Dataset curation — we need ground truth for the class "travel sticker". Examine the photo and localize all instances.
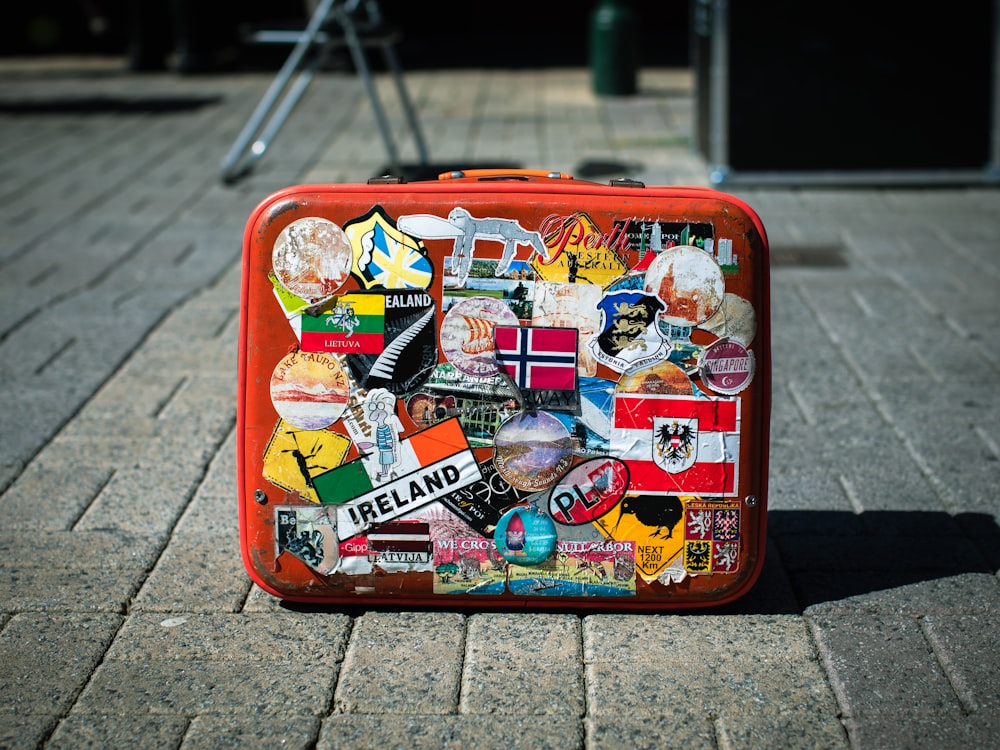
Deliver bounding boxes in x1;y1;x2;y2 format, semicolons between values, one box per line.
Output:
439;296;519;377
345;290;437;395
493;411;576;492
531;280;602;378
589;290;668;373
644;244;725;327
270;350;350;430
624;219;714;259
272;217;353;301
612;393;740;496
310;418;483;540
262;419;351;503
493;505;558;566
494;325;578;411
437;459;535;537
684;499;741;574
398;208;550;288
697;338;755;395
507;539;636;597
343;206;433;290
616;360;694;397
596;494;689;579
532;212;629;286
292;293;385;353
548;376;615;457
443;257;534;318
276;505;340;575
408;362;519;448
353;388;405;483
433;537;508;594
547;457;629;526
698;293;757;346
367;520;434;570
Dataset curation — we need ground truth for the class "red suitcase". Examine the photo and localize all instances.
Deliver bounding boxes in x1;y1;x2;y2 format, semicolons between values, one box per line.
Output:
237;169;770;609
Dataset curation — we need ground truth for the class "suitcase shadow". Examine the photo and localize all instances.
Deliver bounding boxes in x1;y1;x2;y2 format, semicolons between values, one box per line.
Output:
274;511;1000;617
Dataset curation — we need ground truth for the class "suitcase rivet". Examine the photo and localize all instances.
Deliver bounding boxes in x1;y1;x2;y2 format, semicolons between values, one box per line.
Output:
254;489;268;505
745;495;758;507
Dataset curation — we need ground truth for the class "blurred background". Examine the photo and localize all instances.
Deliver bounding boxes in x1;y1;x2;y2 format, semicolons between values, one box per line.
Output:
0;1;692;70
2;0;997;185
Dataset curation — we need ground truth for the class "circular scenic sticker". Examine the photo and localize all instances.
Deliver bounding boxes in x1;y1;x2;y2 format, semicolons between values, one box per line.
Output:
643;244;725;327
493;505;557;566
493;411;575;492
269;350;350;430
272;217;353;300
615;360;694;396
698;338;755;395
439;296;519;377
699;293;757;346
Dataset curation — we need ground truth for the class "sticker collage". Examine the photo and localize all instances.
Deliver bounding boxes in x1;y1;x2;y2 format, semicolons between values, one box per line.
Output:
250;197;762;602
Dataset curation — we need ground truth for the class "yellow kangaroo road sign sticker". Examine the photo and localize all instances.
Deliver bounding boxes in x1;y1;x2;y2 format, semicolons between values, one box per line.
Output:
263;419;351;503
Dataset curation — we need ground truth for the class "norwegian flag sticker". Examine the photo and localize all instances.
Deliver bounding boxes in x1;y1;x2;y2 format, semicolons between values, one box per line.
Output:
612;393;740;496
494;326;578;392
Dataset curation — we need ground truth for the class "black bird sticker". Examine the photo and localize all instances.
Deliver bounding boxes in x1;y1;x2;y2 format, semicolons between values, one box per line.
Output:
612;494;684;539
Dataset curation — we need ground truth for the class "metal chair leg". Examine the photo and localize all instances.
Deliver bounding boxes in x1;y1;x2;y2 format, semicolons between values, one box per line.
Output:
219;0;337;182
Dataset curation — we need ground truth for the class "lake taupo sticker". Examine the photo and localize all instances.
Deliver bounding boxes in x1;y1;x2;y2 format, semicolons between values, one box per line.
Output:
269;350;350;431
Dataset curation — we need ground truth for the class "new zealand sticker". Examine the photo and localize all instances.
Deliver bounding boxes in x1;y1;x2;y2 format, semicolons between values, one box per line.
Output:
270;350;350;431
346;290;437;395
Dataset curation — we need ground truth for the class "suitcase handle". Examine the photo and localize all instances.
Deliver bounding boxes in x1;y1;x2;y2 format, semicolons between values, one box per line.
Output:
438;169;574;181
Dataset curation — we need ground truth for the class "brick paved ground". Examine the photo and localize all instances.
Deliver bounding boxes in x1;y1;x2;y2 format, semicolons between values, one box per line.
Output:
0;57;998;749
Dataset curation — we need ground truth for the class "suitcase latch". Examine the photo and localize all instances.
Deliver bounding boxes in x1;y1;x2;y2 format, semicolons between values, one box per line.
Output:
608;177;646;188
368;174;407;184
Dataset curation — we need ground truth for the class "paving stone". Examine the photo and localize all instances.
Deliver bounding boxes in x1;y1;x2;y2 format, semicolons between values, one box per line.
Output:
582;615;839;720
47;712;189;749
0;531;162;612
809;614;963;718
130;531;252;613
460;613;584;716
921;614;1000;714
0;711;61;750
182;712;321;749
332;611;466;715
318;714;584;750
0;613;121;714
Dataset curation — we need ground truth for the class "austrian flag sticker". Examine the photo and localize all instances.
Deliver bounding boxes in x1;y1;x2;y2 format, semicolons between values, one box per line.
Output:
612;393;740;496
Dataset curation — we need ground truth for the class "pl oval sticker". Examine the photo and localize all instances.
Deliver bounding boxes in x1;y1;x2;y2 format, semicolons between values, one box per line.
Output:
547;458;630;526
